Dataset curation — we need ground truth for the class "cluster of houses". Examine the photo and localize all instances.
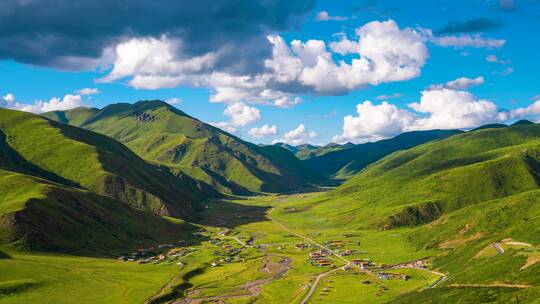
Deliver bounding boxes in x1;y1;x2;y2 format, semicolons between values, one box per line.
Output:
209;238;245;267
376;272;410;281
352;259;374;270
308;249;335;268
117;240;192;264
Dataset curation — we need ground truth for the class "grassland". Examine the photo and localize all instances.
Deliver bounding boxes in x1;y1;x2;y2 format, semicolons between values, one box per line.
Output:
0;252;179;304
2;190;538;303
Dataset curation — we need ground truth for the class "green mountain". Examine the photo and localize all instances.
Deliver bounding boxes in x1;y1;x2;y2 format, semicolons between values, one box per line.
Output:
0;169;197;255
4;107;211;219
511;119;535;126
471;123;508;131
301;130;462;178
279;124;540;300
312;124;540;228
44;100;323;194
0;108;213;254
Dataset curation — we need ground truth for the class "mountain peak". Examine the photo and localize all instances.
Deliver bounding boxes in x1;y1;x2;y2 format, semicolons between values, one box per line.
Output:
511;119;535;126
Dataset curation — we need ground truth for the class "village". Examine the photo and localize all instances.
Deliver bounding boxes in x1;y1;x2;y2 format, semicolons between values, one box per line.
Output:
117;240;197;265
294;238;413;282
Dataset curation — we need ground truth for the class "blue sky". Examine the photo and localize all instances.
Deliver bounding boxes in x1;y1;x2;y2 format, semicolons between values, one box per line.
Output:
1;0;539;145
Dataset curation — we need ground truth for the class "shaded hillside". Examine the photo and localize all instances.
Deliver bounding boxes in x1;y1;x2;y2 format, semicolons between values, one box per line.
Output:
1;108;212;219
44;101;323;194
0;169;198;255
302;130;462;178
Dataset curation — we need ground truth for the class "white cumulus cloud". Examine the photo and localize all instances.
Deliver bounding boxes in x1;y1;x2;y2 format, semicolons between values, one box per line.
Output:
275;124;318;145
333;87;516;143
249;124;278;138
99;20;429;107
223;102;261;127
408;89;499;130
98;36;216;89
333;101;415;143
1;93;85;113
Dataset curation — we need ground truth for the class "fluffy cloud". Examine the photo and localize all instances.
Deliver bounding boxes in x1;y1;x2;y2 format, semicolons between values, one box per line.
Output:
0;0;315;71
98;36;216;89
275;124;317;145
334;88;509;143
429;76;484;90
223;102;261;127
249;124;278;138
505;100;540;119
100;19;429;107
75;88;100;95
333;101;415;143
1;93;85;113
316;11;347;21
408;89;499;130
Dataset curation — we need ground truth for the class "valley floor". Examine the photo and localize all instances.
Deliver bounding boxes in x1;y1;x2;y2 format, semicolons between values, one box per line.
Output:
1;192;540;304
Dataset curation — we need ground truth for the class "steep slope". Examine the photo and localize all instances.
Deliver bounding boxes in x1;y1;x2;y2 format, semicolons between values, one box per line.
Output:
302;130;462;178
45;100;323;194
281;124;540;299
308;124;540;229
0;108;211;219
0;168;197;255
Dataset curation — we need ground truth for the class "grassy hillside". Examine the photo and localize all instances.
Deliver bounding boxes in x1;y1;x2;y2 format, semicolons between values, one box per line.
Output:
265;124;540;301
0;169;197;255
1;108;213;219
300;124;540;229
44;100;323;194
0;253;180;303
302;130;462;178
0;108;216;254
